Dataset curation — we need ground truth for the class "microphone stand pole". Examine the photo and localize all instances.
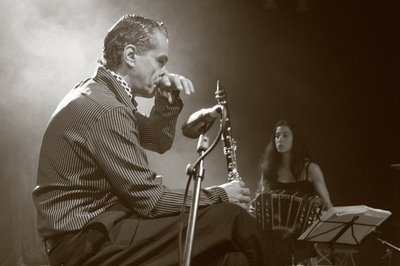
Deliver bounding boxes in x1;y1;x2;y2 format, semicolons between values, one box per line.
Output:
391;163;400;242
377;237;400;266
183;134;209;266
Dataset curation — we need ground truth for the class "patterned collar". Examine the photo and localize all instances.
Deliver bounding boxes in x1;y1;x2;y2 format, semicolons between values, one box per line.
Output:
93;66;137;111
105;68;133;100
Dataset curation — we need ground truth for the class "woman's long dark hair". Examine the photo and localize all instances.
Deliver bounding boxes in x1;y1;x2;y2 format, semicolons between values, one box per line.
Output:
259;120;310;188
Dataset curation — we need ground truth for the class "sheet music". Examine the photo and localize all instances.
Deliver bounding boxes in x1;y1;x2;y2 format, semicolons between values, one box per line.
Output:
298;205;391;245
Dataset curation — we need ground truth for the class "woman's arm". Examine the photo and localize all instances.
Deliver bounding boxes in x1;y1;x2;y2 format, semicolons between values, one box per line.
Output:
309;162;333;209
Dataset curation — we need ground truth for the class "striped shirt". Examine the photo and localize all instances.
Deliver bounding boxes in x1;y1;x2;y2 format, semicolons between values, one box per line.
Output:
33;66;228;238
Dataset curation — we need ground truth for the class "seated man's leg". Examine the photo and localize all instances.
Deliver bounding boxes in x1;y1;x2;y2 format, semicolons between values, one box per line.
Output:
190;202;271;265
47;203;281;266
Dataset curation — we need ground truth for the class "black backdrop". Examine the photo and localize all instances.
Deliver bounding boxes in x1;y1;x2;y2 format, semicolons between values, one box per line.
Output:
0;0;398;265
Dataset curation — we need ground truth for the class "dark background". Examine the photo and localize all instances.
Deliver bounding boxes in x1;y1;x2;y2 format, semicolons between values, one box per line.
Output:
0;0;398;265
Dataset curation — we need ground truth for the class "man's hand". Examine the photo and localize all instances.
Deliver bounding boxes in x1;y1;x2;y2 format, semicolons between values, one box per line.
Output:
158;72;194;104
218;180;251;205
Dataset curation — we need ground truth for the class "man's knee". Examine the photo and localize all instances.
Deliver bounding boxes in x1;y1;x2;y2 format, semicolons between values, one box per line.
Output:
197;202;254;232
204;202;247;217
215;251;250;266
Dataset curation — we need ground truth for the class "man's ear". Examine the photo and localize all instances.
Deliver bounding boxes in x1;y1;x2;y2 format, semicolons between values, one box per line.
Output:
123;44;137;67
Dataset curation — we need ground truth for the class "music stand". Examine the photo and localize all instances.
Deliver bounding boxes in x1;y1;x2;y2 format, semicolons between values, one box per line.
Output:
298;205;392;265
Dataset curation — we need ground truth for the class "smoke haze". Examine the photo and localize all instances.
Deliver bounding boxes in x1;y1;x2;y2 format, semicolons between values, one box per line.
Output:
0;0;398;264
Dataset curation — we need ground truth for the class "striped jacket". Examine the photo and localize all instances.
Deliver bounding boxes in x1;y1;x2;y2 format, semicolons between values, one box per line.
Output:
33;66;228;238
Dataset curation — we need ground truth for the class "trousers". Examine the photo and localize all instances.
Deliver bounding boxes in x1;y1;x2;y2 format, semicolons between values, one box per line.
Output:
46;202;282;266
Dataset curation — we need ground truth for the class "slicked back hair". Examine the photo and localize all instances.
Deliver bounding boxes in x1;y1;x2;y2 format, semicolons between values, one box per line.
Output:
101;14;168;70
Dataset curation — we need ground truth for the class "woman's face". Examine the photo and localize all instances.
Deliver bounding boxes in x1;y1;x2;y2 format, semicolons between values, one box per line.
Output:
275;125;293;153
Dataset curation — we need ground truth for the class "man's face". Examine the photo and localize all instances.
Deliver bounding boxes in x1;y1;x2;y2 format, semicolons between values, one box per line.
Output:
275;125;293;153
130;30;169;98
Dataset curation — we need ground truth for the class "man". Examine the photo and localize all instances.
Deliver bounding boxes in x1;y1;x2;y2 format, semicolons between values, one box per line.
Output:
33;14;277;265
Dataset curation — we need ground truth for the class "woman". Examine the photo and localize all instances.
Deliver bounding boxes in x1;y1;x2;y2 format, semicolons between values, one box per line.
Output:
258;120;332;208
255;120;333;265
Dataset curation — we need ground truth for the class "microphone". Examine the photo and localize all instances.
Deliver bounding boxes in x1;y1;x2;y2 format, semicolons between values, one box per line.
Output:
181;105;223;138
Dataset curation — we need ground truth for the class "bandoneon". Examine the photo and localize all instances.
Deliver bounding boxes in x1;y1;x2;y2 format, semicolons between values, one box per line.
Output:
253;190;324;236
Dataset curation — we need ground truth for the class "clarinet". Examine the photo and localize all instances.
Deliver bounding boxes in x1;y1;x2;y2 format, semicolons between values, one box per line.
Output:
215;81;241;182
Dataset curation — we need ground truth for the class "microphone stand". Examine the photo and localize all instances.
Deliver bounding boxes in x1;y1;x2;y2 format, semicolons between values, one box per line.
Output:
183;134;209;266
385;163;400;266
377;237;400;266
391;163;400;243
